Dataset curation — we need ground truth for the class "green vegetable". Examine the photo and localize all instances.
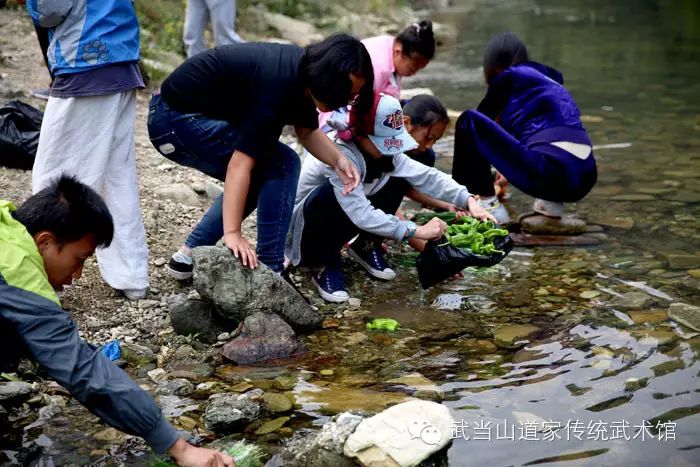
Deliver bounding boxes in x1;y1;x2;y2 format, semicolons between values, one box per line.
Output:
151;441;264;467
413;211;457;225
366;318;399;332
439;216;508;254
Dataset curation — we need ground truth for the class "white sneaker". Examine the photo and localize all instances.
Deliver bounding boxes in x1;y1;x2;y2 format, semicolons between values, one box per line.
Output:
122;288;148;301
533;199;564;218
478;196;511;224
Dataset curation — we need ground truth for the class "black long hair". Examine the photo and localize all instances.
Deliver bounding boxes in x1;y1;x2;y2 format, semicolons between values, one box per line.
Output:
396;20;436;60
300;33;374;114
483;32;529;84
403;94;448;127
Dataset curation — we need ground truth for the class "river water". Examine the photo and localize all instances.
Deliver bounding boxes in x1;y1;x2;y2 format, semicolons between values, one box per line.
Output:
399;0;700;465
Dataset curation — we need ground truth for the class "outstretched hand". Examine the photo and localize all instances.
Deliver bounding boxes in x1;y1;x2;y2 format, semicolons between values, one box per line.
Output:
168;438;235;467
467;197;498;223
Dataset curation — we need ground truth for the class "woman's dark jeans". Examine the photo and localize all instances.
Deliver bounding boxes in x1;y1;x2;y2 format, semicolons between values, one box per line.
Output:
147;93;300;272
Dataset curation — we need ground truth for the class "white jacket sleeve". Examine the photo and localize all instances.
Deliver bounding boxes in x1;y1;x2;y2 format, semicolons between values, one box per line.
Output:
330;147;415;241
391;154;472;208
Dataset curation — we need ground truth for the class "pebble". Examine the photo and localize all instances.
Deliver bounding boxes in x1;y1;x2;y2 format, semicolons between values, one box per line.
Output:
217;332;231;342
154;258;167;267
147;368;168;383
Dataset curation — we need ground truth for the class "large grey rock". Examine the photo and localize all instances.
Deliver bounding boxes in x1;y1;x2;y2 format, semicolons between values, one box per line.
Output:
268;412;364;467
192;246;322;331
344;400;454;467
668;302;700;331
222;312;304;364
0;381;33;403
169;297;237;344
203;390;263;432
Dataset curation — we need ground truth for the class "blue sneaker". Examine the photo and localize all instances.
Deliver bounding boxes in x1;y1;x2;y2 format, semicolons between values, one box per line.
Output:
348;243;396;280
312;267;350;303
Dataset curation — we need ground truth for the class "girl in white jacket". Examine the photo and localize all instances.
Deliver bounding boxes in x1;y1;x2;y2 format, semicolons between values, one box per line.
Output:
286;93;495;303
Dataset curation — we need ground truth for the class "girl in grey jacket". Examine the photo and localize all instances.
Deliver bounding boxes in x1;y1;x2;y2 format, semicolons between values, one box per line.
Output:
286;93;495;303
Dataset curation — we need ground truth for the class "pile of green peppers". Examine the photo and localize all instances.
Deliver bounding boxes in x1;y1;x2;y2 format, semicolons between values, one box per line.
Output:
444;216;509;254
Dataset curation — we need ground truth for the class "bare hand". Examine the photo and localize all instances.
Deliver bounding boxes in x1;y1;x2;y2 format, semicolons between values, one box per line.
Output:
415;217;447;241
446;204;469;219
168;438;235;467
467;197;497;223
224;231;258;268
334;155;360;195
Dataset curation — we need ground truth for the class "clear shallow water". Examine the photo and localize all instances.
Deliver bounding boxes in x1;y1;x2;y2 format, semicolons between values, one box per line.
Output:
400;0;700;464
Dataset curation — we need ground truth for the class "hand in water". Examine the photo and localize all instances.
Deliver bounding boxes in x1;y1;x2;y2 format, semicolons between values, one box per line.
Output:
168;438;236;467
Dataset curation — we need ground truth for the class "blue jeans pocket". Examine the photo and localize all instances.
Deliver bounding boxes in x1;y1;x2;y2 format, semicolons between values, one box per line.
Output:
150;130;196;166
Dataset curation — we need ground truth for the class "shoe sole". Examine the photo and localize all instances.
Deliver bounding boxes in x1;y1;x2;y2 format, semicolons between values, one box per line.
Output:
347;249;396;281
167;265;193;281
311;276;349;303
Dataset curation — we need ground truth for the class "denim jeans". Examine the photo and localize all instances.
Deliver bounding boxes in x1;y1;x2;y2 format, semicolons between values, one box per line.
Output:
147;93;300;272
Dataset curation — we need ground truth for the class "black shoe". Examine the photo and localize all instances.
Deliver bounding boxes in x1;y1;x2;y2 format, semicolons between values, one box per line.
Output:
167;252;193;280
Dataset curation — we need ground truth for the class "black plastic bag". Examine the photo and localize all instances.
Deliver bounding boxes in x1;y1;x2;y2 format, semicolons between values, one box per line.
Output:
0;100;43;170
416;234;513;289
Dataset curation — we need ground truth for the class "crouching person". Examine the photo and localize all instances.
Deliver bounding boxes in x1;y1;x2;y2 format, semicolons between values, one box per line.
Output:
0;176;233;466
286;94;495;303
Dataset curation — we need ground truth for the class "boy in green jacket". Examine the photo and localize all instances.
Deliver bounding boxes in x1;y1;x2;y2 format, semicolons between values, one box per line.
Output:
0;176;233;466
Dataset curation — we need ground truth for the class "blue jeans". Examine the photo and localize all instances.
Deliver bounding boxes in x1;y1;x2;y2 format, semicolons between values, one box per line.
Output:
147;93;300;272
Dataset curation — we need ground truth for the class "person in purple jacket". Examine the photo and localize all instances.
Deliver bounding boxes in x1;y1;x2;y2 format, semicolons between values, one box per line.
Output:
452;32;597;224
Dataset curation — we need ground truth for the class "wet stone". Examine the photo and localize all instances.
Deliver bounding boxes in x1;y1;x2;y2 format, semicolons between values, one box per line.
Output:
156;378;195;397
668;303;700;331
628;309;668;324
609;292;654;310
520;214;587;235
658;251;700;270
203;391;263;433
632;330;678;346
222;312;304;365
610;194;655;201
263;392;293;413
588;215;635;230
255;416;290;435
493;324;540;349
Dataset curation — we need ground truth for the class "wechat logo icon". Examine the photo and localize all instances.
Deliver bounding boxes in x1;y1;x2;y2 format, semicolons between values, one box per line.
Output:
408;420;442;445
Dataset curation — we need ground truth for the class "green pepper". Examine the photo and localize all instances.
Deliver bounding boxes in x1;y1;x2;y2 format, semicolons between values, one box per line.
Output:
366;318;399;332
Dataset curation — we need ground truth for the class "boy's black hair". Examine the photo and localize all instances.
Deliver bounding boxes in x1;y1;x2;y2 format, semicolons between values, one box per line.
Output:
483;32;529;83
300;33;374;114
13;175;114;248
403;94;448;127
396;20;436;60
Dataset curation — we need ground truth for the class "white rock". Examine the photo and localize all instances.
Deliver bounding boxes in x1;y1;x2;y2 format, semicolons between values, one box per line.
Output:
344;400;454;466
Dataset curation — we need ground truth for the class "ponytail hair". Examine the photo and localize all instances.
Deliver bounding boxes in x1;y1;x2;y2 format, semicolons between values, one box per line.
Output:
403;94;448;127
483;32;528;84
396;20;436;60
